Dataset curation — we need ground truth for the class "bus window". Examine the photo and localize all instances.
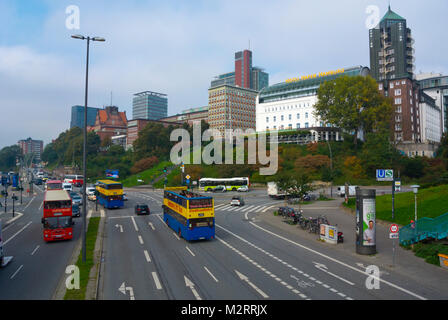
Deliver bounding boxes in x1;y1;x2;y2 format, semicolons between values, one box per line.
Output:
189;199;212;209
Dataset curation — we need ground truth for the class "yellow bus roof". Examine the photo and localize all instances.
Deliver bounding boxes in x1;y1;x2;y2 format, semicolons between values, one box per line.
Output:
164;186;187;191
97;180;122;185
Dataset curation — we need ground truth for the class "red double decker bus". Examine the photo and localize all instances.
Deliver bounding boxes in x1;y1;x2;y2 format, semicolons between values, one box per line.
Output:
45;180;63;191
42;190;74;242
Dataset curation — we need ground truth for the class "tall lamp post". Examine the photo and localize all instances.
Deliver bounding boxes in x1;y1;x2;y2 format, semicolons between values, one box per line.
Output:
71;34;105;262
411;185;420;224
325;139;333;198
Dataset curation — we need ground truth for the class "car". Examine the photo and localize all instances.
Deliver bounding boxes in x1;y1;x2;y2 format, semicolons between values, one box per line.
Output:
237;186;249;192
230;196;244;206
212;185;226;193
86;187;96;196
123;194;128;201
71;194;82;206
88;194;97;201
62;182;73;192
135;203;150;215
72;203;81;217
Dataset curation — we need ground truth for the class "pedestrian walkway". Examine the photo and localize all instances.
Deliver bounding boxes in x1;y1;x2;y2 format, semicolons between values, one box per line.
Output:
214;203;276;214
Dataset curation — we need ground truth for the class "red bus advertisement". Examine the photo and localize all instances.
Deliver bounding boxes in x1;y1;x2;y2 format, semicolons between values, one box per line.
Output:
42;190;74;242
45;180;63;191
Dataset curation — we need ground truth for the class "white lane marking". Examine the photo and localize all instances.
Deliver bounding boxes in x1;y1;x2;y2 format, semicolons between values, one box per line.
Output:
148;222;155;230
204;266;219;282
226;206;239;212
262;205;275;213
130;216;139;232
218;205;232;211
246;205;263;213
232;206;246;212
214;203;227;209
115;224;123;233
248;221;427;300
173;232;180;240
235;269;269;299
216;235;307;299
31;245;40;256
4;221;32;246
152;272;163;290
241;205;255;212
4;212;23;226
144;250;152;262
39;201;43;210
119;282;135;300
313;262;355;286
186;246;195;257
138;235;144;245
184;276;201;300
10;265;24;279
23;196;36;211
217;224;352;300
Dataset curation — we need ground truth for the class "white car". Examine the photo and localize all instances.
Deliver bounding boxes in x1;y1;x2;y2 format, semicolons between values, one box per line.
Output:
86;187;96;196
62;183;73;192
237;186;249;192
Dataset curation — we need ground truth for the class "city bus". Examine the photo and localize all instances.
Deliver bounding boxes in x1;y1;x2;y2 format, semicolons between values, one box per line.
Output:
96;180;124;209
64;175;84;187
45;180;63;191
42;189;74;242
162;187;214;241
198;177;250;192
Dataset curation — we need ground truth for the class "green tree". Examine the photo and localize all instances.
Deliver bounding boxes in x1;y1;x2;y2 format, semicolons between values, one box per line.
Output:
0;145;22;171
313;75;393;149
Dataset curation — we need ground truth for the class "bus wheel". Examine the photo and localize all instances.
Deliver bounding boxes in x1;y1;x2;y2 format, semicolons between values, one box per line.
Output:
232;188;237;191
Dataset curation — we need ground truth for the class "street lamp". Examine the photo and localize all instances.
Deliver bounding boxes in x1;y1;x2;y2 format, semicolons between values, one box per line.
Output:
71;34;105;263
411;185;420;223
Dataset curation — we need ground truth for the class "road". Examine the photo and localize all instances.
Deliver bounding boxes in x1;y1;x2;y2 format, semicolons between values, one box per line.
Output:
99;188;448;300
0;184;83;299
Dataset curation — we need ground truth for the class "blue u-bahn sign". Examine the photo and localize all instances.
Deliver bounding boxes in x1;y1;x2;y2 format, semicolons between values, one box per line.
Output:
376;169;394;181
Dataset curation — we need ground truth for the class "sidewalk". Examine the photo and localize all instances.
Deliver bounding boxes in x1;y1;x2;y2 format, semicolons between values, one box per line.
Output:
258;197;448;296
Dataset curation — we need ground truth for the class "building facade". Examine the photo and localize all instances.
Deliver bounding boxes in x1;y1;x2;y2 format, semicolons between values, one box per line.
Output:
235;50;252;89
210;72;235;88
417;73;448;134
369;5;415;82
132;91;168;120
126;118;182;150
256;66;369;141
252;67;269;91
70;105;100;129
208;85;258;137
160;106;209;126
18;138;44;161
90;106;128;142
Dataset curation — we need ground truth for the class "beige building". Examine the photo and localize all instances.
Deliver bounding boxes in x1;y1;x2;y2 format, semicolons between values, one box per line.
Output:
160;106;209;126
208;85;258;137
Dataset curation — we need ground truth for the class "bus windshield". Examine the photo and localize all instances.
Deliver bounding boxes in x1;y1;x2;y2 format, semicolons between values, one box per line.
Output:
106;184;122;190
47;183;62;190
43;216;73;229
44;200;72;210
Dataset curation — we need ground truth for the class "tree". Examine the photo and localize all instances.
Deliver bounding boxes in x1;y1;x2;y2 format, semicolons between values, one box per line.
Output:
314;75;393;149
275;170;314;209
0;145;22;171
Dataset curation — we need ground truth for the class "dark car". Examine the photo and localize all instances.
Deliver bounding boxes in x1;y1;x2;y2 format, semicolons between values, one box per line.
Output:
135;203;150;215
34;178;43;185
212;185;226;193
72;203;81;217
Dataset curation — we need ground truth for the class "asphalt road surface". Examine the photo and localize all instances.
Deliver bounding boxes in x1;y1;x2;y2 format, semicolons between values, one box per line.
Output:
99;188;448;300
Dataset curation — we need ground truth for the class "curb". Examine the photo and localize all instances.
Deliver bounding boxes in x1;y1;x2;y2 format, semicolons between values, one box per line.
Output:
85;209;105;300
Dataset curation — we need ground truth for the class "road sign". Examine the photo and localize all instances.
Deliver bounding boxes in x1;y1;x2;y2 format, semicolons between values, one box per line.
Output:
389;233;399;239
390;224;399;233
186;175;190;180
376;169;394;181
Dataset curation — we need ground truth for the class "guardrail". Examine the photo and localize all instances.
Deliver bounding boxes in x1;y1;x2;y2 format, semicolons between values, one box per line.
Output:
399;212;448;245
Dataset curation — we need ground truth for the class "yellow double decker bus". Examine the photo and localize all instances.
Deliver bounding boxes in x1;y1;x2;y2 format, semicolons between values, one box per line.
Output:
96;180;124;209
162;187;215;241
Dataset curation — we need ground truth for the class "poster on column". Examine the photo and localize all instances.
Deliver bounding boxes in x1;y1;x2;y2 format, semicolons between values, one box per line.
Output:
362;198;376;246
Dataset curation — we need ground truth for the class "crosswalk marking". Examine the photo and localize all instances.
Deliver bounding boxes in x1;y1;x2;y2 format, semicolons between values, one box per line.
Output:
215;204;277;214
241;205;255;212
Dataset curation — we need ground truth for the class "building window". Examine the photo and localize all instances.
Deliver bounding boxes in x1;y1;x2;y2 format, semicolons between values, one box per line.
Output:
395;98;402;104
281;115;284;121
296;123;300;128
390;83;394;89
273;116;276;122
305;112;308;119
395;89;401;96
266;117;269;123
297;113;300;119
289;114;292;120
305;122;309;128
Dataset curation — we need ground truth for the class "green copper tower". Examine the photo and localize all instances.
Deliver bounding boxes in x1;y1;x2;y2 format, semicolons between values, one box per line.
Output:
369;6;415;82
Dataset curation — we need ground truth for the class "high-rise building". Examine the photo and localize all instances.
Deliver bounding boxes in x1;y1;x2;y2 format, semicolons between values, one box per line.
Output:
70;105;100;129
208;85;258;137
235;50;253;89
18;138;44;161
132;91;168;120
369;5;415;82
210;50;268;92
252;67;269;91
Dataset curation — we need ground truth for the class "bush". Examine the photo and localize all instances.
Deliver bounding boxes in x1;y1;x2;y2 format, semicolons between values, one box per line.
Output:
131;156;159;174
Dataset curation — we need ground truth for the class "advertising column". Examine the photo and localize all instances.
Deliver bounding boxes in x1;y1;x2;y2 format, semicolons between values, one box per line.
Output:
356;188;376;255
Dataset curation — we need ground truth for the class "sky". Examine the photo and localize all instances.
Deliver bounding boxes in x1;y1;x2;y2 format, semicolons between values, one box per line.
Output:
0;0;447;149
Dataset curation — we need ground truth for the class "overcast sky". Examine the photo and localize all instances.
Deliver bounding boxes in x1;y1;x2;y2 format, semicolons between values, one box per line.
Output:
0;0;447;149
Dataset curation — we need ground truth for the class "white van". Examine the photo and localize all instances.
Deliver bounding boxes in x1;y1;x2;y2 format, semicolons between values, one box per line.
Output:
62;182;73;192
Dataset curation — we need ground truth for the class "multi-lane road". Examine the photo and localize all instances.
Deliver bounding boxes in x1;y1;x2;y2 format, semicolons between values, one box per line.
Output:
98;188;448;300
1;185;447;300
